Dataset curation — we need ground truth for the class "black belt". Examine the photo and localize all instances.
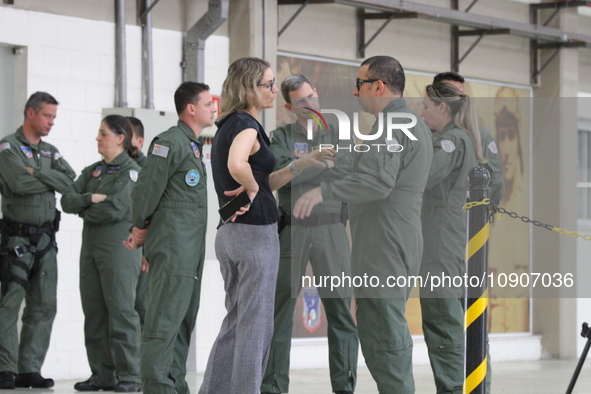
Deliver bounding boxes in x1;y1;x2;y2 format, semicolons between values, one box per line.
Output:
2;220;54;237
290;213;342;227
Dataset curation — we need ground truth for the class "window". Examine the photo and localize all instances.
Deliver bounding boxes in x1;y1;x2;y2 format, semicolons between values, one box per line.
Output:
578;125;591;221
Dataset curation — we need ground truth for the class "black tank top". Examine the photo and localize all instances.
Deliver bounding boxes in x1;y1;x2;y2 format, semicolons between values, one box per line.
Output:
212;111;278;226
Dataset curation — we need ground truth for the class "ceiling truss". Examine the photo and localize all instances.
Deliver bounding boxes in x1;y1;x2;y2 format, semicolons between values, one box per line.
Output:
278;0;591;84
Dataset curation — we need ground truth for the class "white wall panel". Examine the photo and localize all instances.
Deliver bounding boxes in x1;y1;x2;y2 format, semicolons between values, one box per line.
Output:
0;6;211;380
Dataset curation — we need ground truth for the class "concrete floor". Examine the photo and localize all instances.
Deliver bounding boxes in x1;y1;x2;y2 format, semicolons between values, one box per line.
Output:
11;359;591;393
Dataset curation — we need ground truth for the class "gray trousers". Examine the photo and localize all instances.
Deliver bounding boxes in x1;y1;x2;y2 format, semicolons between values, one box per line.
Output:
199;223;279;394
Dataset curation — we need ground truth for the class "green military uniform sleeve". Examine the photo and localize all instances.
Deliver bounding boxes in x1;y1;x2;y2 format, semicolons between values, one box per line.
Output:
33;152;76;194
426;135;462;190
83;167;138;225
322;130;405;203
0;143;51;195
270;125;328;186
479;126;505;205
131;138;178;229
316;143;354;184
60;168;93;214
270;126;292;173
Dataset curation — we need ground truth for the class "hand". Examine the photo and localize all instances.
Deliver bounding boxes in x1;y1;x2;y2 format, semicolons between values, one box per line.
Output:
123;226;148;250
141;256;149;273
293;186;323;219
224;185;258;205
224;185;256;221
26;167;34;175
294;148;336;172
92;194;107;203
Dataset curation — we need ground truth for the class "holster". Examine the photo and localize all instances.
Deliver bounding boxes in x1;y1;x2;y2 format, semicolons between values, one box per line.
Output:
277;207;291;234
0;210;61;296
340;202;349;226
0;218;12;296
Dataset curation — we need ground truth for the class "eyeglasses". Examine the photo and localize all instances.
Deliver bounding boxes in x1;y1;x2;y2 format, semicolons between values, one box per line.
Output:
257;78;276;91
355;78;386;91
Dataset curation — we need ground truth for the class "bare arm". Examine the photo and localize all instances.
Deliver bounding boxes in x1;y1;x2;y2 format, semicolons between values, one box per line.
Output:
228;129;260;200
229;129;335;196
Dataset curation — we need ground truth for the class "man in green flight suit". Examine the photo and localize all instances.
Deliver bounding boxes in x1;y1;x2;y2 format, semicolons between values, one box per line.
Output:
0;92;75;389
124;82;216;394
127;116;148;328
128;117;147;167
261;74;358;394
294;56;433;394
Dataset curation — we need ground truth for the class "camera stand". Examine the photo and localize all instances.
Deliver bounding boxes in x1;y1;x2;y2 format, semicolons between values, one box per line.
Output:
565;322;591;394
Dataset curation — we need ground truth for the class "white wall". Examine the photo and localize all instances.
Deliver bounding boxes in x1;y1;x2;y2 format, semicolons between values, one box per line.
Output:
0;5;229;380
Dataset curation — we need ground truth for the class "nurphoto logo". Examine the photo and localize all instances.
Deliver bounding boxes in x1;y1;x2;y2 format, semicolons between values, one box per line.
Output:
308;109;418;153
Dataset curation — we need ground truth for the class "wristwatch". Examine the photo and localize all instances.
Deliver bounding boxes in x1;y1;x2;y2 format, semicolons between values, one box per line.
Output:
288;161;301;176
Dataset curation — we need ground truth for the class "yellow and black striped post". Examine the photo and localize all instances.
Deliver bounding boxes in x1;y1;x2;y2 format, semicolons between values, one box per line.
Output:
464;166;490;394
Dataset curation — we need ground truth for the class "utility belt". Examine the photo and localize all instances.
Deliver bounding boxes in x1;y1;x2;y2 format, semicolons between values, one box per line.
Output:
0;210;61;296
277;203;348;233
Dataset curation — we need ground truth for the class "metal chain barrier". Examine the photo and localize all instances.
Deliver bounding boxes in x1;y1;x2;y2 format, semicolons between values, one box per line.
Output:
462;199;591;241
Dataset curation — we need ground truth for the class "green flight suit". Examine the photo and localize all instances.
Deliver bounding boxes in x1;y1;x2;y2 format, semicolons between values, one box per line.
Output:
420;122;477;394
131;120;207;394
0;127;75;374
320;98;433;394
135;151;147;168
261;122;358;394
61;151;142;386
132;152;148;328
479;126;504;206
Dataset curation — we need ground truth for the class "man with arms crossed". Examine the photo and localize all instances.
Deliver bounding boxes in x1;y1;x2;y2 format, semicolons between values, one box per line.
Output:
0;92;75;389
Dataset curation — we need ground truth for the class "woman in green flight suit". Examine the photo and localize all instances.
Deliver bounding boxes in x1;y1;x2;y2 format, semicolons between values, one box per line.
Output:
61;115;142;393
419;82;486;394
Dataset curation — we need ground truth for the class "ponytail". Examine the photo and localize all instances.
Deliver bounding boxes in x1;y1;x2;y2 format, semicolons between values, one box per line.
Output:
425;83;486;164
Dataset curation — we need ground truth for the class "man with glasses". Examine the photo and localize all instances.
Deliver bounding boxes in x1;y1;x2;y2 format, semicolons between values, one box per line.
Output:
260;74;358;394
294;56;433;393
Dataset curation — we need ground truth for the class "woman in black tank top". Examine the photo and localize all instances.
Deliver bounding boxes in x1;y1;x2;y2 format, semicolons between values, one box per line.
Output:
199;58;332;394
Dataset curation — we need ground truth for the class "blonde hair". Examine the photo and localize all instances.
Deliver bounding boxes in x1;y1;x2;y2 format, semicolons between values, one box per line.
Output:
219;57;270;121
426;82;486;164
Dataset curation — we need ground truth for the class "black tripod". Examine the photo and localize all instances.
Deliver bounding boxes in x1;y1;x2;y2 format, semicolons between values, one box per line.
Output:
565;322;591;394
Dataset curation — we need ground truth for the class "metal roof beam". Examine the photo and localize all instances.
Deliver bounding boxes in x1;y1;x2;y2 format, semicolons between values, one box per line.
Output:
530;1;591;10
335;0;591;44
360;11;418;19
456;28;511;37
279;0;310;37
278;0;333;4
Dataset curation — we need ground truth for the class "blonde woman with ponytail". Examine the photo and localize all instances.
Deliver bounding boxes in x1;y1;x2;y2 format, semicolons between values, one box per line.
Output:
418;82;481;394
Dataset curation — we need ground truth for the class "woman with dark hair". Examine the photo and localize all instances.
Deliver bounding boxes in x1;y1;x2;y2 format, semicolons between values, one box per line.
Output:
419;82;484;394
61;115;142;393
199;57;331;394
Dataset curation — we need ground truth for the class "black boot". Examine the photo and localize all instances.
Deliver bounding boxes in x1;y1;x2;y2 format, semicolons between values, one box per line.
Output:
0;372;15;390
14;373;54;389
74;379;115;392
113;381;142;392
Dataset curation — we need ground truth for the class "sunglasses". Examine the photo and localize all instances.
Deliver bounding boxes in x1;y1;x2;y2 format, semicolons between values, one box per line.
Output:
355;78;386;91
